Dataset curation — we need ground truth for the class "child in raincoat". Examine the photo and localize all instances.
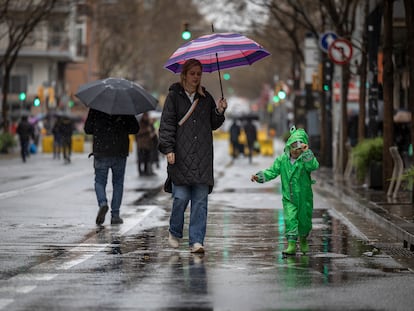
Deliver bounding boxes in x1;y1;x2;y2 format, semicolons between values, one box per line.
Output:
251;126;319;255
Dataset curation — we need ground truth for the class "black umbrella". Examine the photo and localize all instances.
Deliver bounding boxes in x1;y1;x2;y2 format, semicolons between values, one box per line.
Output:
75;77;157;115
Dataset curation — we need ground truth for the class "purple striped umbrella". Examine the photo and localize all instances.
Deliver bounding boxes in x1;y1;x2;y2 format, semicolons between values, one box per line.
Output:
164;32;270;98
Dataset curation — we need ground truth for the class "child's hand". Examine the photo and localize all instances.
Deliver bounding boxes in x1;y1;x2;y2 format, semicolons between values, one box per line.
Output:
251;175;258;182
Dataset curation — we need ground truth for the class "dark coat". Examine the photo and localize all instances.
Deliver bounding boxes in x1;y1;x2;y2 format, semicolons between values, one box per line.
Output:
136;117;155;151
244;121;257;148
16;118;34;142
230;122;241;144
158;82;225;192
56;117;75;145
84;109;139;158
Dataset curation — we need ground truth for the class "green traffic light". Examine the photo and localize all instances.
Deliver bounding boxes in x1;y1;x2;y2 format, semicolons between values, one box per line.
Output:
277;90;286;100
33;97;40;107
273;95;280;103
182;30;191;40
19;92;26;101
323;84;330;91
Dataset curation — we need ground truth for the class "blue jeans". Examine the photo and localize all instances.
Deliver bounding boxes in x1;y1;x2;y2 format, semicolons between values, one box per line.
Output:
94;156;127;216
170;184;209;246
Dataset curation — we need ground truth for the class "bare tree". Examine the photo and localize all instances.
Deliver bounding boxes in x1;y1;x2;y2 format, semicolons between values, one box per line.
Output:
0;0;59;132
382;0;394;189
92;0;206;97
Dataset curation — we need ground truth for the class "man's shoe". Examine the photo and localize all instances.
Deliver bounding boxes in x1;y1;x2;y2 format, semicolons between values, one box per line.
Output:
96;205;108;225
111;216;124;225
168;233;179;248
190;242;205;254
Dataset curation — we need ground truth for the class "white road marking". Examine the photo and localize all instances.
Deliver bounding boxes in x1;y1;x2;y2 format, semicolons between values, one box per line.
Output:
16;286;37;294
0;299;14;309
0;171;89;200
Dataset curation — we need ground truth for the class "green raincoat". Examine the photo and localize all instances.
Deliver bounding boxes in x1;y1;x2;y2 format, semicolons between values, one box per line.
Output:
255;127;319;241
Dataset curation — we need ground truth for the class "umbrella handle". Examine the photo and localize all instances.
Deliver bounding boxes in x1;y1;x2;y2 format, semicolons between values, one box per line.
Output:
215;52;224;99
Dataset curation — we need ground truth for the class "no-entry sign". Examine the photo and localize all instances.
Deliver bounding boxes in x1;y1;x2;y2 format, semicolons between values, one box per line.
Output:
328;38;353;65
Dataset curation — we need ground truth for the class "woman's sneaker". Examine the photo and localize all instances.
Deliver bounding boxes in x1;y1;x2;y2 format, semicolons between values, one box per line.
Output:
190;243;205;253
168;233;179;248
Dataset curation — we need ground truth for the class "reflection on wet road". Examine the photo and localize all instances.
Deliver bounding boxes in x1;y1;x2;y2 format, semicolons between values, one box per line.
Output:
1;189;413;310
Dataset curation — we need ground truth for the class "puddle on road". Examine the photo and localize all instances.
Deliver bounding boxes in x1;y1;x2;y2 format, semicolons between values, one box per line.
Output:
69;206;409;292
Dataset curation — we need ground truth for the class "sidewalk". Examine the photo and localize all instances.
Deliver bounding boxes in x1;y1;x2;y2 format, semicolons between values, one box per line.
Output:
313;166;414;252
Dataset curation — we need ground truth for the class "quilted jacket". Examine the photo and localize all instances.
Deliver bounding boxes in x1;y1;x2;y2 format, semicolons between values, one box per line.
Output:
158;82;225;192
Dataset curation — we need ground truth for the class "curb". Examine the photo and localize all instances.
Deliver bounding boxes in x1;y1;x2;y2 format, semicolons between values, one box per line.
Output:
314;177;414;251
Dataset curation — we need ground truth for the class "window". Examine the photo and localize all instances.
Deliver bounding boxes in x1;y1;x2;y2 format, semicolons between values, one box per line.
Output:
9;75;28;94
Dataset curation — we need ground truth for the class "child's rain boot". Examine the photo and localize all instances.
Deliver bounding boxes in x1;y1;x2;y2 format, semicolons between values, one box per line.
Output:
300;237;309;254
282;241;296;255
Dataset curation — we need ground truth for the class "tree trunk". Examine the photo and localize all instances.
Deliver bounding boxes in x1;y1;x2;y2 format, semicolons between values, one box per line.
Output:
340;63;351;174
404;0;414;203
382;0;394;190
1;77;10;132
358;1;369;143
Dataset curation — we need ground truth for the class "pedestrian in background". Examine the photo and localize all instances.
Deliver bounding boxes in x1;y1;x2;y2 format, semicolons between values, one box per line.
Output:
251;126;319;255
158;58;227;253
136;112;156;176
229;120;241;159
244;118;257;164
60;116;74;164
151;116;160;170
84;108;140;226
16;115;34;163
52;117;62;159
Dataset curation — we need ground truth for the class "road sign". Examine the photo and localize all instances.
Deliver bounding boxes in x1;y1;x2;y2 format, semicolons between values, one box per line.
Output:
328;38;353;65
319;31;338;52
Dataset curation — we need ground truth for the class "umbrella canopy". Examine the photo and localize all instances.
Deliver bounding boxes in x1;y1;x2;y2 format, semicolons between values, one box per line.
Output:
164;32;270;97
75;77;157;115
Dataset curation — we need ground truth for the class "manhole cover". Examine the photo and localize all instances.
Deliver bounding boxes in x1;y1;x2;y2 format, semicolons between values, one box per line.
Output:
375;243;414;257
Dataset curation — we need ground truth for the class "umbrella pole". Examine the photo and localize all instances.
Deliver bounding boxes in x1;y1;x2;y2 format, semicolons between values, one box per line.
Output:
215;52;224;99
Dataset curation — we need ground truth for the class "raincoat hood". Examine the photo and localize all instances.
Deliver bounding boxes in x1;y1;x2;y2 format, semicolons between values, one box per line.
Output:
284;125;309;153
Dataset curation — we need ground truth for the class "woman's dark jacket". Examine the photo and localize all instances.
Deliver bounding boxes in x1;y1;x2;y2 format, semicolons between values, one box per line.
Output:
158;82;225;192
84;108;139;158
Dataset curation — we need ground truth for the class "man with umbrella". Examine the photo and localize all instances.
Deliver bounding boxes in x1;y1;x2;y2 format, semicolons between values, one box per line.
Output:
84;109;139;225
78;78;156;226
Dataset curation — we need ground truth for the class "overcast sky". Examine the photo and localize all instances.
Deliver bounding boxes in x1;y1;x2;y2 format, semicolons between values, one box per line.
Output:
197;1;267;33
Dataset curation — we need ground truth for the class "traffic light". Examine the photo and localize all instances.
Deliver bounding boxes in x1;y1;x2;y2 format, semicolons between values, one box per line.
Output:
19;92;26;101
33;96;41;107
277;90;286;100
323;59;333;92
272;95;280;103
181;22;191;40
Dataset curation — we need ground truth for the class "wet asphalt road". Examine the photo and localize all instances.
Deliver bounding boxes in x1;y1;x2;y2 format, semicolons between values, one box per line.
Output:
1;140;414;310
